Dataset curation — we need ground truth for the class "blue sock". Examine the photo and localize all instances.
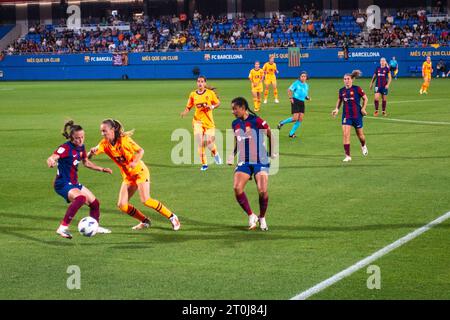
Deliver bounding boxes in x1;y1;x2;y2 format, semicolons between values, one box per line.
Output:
289;121;301;136
280;117;293;125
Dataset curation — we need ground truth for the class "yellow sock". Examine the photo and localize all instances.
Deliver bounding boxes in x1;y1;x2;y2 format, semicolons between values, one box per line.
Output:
253;98;258;109
119;203;148;222
144;198;172;219
264;89;269;100
274;88;278;99
198;145;206;165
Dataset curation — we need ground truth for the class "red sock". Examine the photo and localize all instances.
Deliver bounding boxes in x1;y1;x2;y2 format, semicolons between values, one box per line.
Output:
374;100;379;111
89;199;100;222
235;192;253;216
382;100;387;112
259;195;268;218
360;138;366;147
344;144;350;156
62;195;86;226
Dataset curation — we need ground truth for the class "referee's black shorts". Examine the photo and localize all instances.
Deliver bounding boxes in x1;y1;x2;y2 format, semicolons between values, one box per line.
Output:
291;98;305;114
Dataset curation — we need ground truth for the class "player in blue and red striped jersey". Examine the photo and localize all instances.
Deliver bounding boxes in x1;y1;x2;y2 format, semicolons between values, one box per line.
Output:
369;57;392;117
227;97;277;231
331;70;369;162
47;120;113;239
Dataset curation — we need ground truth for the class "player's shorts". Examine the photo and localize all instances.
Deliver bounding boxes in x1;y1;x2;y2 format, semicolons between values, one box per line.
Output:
291;98;305;114
342;117;363;129
251;83;263;93
193;122;215;137
264;77;277;86
374;86;388;95
390;66;397;73
235;162;270;177
54;181;83;203
423;74;431;81
123;164;150;186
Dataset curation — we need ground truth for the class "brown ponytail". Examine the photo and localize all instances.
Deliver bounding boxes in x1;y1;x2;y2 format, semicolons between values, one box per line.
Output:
102;118;134;144
350;69;362;79
62;120;83;141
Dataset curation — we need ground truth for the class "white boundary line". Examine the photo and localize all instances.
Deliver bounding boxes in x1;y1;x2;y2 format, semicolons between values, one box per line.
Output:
290;211;450;300
388;98;450;104
366;116;450;125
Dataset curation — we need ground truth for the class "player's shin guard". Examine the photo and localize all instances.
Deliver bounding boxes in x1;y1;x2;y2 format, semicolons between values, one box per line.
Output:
89;199;100;222
259;194;268;218
235;192;253;216
264;89;269;100
374;100;379;111
253;98;258;109
144;198;172;219
62;195;86;226
119;203;148;222
274;88;278;99
382;100;387;112
280;117;294;125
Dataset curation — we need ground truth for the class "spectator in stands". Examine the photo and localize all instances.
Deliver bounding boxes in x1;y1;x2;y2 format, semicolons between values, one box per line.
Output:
436;59;447;77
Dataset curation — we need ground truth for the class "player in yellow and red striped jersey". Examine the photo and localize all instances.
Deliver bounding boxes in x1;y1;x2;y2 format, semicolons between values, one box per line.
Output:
248;61;265;111
420;56;433;94
88;119;181;231
181;75;222;171
263;55;279;104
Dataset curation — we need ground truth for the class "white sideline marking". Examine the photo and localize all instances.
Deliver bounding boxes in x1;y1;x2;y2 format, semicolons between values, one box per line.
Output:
388;98;450;104
366;116;450;125
290;211;450;300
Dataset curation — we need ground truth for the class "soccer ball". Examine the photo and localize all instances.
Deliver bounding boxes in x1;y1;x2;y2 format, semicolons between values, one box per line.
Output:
78;217;99;237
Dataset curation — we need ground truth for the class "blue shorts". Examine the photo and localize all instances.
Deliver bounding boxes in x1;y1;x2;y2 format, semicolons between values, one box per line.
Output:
54;182;83;203
374;86;388;95
342;117;363;129
235;163;270;177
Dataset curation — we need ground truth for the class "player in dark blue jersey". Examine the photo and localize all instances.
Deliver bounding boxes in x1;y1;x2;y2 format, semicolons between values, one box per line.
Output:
331;70;369;162
47;120;113;239
227;97;277;231
369;57;392;117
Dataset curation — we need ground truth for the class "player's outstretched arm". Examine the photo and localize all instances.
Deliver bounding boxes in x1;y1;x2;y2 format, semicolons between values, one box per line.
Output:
47;154;59;168
82;158;112;174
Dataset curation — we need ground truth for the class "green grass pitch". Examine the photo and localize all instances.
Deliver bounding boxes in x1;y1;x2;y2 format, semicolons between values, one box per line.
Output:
0;78;449;299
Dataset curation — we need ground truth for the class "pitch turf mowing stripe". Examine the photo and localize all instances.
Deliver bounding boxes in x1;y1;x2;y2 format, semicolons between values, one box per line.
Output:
290;211;450;300
366;116;450;126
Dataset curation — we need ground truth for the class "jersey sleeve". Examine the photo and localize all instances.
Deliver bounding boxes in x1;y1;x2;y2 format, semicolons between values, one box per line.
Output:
93;140;105;155
288;82;296;92
186;92;195;109
80;145;87;160
53;144;69;158
256;117;270;130
125;137;143;153
210;90;219;106
357;86;366;97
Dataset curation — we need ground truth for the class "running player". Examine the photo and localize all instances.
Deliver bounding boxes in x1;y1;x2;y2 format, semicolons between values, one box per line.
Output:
277;71;310;138
227;97;276;231
248;61;265;112
369;57;391;117
420;56;433;95
47;120;113;239
263;55;279;104
331;70;369;162
88;119;181;231
181;75;222;171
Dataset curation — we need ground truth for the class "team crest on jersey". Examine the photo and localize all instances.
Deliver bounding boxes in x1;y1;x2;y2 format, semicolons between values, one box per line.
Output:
350;91;354;96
